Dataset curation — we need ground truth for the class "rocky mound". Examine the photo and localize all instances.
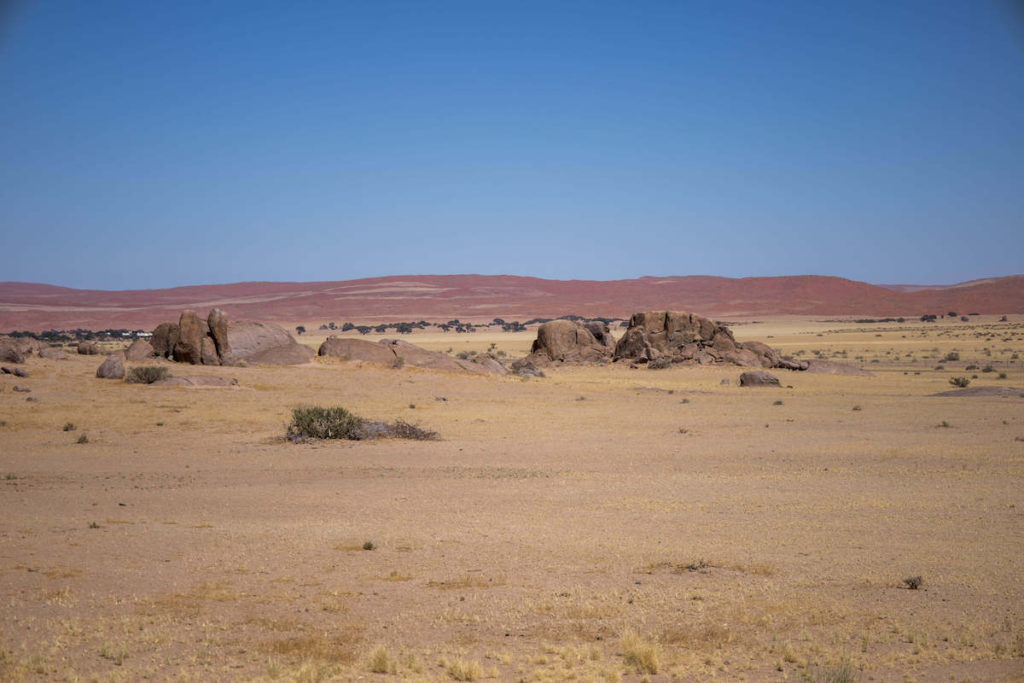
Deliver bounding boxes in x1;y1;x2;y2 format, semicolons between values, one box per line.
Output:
613;311;803;369
146;310;312;366
0;337;41;363
318;336;505;375
151;375;239;387
524;320;616;365
931;386;1022;398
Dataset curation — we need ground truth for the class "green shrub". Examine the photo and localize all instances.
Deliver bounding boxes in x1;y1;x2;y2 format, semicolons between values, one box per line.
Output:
949;376;970;388
125;366;169;384
902;575;923;590
287;406;365;441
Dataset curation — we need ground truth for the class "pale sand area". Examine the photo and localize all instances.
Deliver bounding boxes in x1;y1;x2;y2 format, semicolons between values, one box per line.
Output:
1;316;1022;681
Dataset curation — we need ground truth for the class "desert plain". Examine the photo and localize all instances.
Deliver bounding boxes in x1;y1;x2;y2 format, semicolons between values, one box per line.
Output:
1;316;1023;682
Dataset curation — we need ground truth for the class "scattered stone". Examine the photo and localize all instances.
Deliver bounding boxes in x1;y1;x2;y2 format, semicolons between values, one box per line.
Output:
1;366;29;378
739;371;781;387
96;352;126;380
510;358;545;378
77;341;100;355
13;385;30;392
720;378;730;385
26;396;38;402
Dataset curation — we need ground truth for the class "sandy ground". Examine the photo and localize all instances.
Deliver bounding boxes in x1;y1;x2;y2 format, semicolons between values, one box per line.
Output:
1;317;1023;682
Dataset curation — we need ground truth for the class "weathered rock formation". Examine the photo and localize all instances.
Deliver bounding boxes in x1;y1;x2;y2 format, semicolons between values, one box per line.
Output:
96;352;126;379
147;311;313;366
318;336;506;375
39;346;68;360
613;311;804;369
525;320;616;365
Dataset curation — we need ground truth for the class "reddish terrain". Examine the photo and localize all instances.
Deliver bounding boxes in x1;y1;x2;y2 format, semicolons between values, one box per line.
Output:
0;274;1022;331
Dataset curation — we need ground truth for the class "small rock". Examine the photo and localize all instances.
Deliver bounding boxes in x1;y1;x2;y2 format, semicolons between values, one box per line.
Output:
739;370;781;387
13;385;31;393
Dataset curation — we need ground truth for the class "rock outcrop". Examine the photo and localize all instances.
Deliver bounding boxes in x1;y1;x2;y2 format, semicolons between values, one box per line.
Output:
149;311;313;366
318;336;506;375
96;352;126;379
39;346;68;360
613;311;803;369
525;320;616;365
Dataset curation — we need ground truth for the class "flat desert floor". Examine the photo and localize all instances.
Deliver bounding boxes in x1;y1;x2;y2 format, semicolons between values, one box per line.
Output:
1;317;1023;682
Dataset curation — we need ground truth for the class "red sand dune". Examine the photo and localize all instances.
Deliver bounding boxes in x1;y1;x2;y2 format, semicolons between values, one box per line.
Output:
0;274;1022;331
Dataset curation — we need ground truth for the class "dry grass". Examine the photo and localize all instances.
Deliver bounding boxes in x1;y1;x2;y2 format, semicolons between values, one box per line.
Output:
0;316;1022;680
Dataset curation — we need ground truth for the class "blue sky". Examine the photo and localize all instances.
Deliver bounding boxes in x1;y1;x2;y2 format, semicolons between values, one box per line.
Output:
1;1;1022;289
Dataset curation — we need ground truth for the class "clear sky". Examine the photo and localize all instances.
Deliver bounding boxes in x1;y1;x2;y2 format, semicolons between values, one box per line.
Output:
1;1;1022;289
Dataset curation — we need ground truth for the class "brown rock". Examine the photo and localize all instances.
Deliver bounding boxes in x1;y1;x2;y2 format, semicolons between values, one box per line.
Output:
243;343;314;366
96;352;126;379
39;346;68;360
200;336;221;365
150;323;179;358
77;341;100;355
383;339;468;372
319;337;397;364
228;321;299;360
528;320;615;364
802;360;872;376
2;365;29;377
124;339;154;361
173;310;204;364
207;308;235;365
739;370;780;387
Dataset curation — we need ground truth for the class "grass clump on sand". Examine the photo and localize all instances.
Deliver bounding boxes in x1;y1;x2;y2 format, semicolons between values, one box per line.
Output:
125;366;169;385
620;629;660;674
287;405;439;442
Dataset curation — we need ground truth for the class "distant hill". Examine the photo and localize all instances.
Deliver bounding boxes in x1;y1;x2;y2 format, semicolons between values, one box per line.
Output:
0;274;1021;331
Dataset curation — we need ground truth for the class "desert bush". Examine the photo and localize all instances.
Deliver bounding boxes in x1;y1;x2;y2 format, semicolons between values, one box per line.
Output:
982;364;995;373
287;406;439;442
949;376;970;388
287;406;365;441
998;372;1007;379
943;351;960;361
621;630;660;674
902;575;923;590
76;433;89;444
368;645;393;674
125;366;169;384
391;355;405;369
62;422;77;432
362;540;375;551
647;357;673;370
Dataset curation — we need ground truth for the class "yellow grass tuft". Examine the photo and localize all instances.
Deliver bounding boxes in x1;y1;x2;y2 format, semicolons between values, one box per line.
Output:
620;629;660;674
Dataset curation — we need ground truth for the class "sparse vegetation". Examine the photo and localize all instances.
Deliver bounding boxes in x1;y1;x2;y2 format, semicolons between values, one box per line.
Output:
949;376;970;388
125;366;169;384
368;645;393;673
903;575;923;590
287;406;365;441
621;630;660;674
362;540;375;551
62;422;76;432
76;433;89;444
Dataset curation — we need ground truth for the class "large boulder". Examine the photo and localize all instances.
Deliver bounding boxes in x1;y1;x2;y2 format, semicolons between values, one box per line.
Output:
77;341;100;355
228;321;313;365
319;337;397;364
96;352;126;379
38;346;67;360
614;311;800;369
200;336;221;366
207;309;235;365
739;370;780;387
527;320;616;365
173;310;205;364
150;323;179;359
124;339;154;361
